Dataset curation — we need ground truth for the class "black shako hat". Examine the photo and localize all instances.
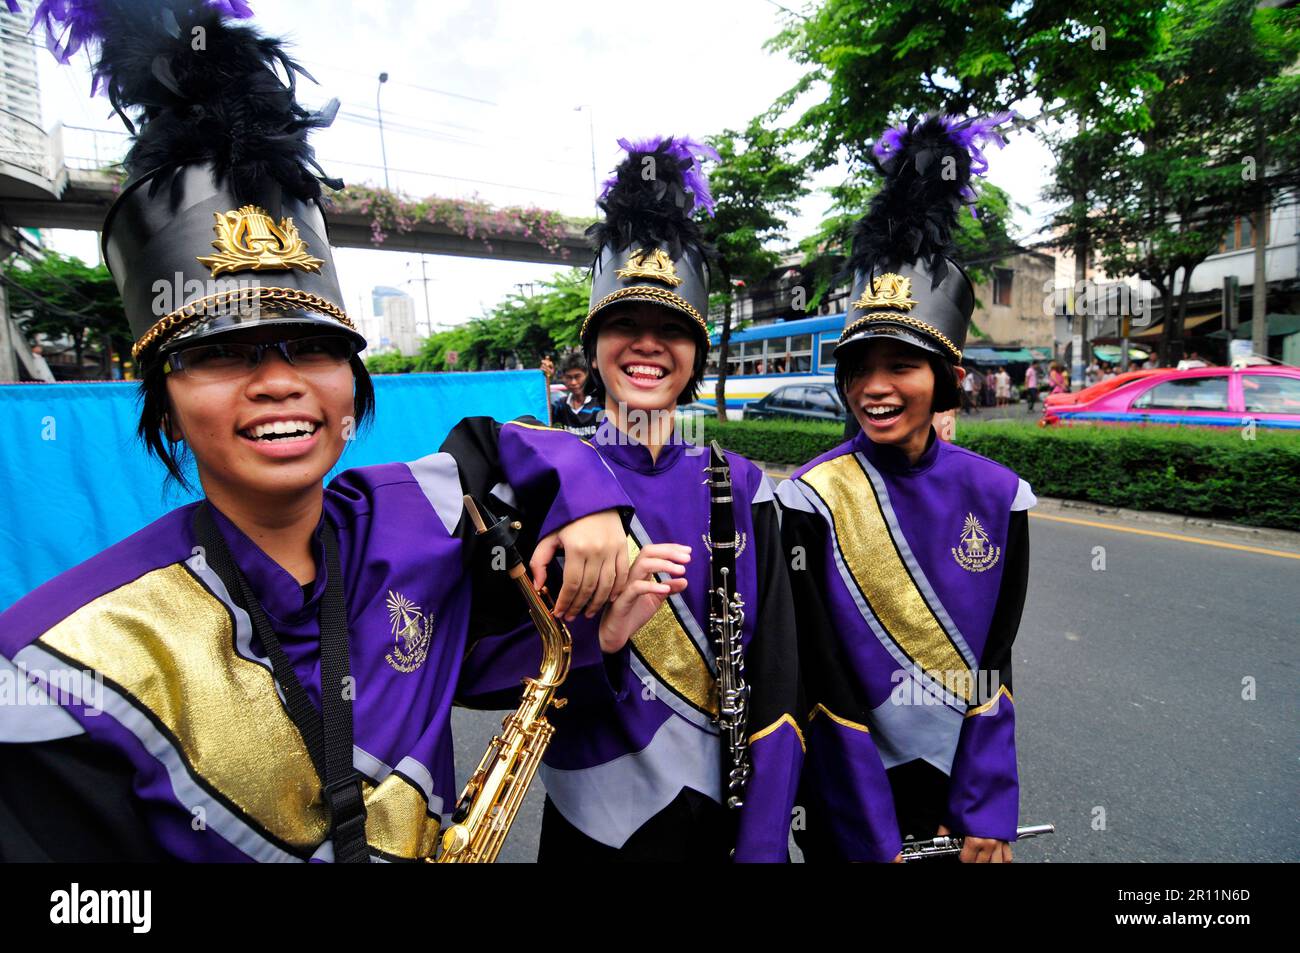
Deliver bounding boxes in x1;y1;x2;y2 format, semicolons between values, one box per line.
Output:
30;0;363;370
581;136;718;391
835;113;1011;373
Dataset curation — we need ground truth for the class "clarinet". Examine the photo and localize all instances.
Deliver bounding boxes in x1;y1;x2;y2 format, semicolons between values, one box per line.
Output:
899;823;1056;861
706;440;751;814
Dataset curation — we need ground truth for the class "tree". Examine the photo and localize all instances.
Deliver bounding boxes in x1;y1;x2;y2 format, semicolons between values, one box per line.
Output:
796;173;1023;336
1076;0;1300;364
365;268;591;375
767;1;1167;373
701;120;808;420
766;0;1166;170
3;250;130;377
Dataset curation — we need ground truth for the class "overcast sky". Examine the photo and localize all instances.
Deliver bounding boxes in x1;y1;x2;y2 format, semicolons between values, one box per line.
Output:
33;0;1056;348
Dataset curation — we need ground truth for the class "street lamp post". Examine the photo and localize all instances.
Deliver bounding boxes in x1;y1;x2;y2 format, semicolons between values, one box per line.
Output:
377;72;391;191
575;104;598;211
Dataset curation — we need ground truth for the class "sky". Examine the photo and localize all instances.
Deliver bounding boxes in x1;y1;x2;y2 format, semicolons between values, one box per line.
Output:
30;0;1057;350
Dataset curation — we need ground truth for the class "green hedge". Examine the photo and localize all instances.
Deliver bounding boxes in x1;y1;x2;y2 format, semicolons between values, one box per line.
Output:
700;417;1300;530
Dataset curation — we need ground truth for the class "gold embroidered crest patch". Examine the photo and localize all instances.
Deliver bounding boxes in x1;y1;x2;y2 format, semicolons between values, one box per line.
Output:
197;205;325;277
385;590;432;673
616;247;683;287
952;513;1000;573
851;272;918;312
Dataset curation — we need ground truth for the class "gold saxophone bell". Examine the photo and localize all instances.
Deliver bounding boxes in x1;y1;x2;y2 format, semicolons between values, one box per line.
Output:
434;496;572;863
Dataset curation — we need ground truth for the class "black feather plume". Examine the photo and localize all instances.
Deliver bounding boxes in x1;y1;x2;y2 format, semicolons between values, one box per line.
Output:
37;1;339;202
847;113;1009;285
586;136;718;262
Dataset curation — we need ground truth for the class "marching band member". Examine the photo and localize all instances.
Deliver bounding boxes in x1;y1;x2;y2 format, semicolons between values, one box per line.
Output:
779;114;1034;863
0;0;630;862
461;136;803;862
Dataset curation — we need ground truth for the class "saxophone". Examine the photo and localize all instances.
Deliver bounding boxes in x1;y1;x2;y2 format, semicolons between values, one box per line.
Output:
435;495;572;863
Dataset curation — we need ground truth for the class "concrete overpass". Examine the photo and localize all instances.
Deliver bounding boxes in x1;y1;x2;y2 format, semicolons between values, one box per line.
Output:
0;166;593;265
1;120;593;379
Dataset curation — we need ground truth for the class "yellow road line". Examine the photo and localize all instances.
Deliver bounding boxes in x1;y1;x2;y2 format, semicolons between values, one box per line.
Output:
1029;511;1300;560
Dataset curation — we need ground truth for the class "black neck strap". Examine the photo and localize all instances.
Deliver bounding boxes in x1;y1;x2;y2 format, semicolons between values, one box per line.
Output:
192;502;369;863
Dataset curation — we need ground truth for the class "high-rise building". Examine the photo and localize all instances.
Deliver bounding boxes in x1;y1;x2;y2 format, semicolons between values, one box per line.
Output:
378;290;418;356
0;1;45;182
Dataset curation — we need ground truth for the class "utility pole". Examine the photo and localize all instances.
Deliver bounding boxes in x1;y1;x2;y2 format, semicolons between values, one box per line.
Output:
377;72;391;191
575;105;598;211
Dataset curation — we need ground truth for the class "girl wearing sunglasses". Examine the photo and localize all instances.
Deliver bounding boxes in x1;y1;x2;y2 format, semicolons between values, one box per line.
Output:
0;0;629;863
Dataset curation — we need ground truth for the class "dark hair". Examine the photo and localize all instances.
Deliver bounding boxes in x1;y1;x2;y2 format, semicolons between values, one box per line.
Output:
138;354;376;494
558;353;588;376
581;306;706;408
835;341;961;414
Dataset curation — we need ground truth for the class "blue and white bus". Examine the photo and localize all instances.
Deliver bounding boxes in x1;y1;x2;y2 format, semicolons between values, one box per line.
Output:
699;313;847;415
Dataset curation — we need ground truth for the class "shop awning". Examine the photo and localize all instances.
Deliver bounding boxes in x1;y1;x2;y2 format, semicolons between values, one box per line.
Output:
963;347;1037;364
1091;344;1150;363
1207;314;1300;340
1093;311;1222;344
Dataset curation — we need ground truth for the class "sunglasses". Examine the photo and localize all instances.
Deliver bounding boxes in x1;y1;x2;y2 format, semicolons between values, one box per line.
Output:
163;335;357;380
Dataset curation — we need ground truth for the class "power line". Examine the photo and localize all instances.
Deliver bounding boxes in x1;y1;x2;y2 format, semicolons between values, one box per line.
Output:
294;56;498;107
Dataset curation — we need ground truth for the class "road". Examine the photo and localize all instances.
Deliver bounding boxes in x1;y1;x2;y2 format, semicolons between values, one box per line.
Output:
451;507;1300;863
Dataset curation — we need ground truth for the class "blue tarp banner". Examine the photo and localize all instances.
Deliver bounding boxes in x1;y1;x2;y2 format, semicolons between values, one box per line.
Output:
0;370;549;611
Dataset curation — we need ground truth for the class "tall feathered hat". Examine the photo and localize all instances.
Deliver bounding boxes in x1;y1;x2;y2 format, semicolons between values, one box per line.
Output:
581;136;717;394
835;113;1010;374
26;0;363;371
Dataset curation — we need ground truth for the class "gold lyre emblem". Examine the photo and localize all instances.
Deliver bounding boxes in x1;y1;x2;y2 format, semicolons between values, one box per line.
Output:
616;247;683;287
951;513;1001;573
852;272;918;312
385;590;433;673
196;205;325;277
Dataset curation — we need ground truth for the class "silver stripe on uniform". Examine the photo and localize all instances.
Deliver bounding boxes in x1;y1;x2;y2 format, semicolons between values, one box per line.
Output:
14;643;307;863
406;452;466;536
539;712;721;848
0;653;85;742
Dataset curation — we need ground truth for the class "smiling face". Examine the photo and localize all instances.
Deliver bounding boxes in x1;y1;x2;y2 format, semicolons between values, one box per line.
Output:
593;303;698;414
162;325;356;505
844;338;945;457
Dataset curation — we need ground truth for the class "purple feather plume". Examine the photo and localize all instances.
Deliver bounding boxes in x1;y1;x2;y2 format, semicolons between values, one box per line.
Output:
29;1;253;70
849;112;1012;281
599;135;720;219
587;134;718;265
873;111;1012;210
25;0;338;203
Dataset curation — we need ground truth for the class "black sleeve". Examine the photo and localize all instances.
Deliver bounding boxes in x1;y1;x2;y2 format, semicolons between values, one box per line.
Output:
0;736;166;862
781;505;872;725
437;416;546;640
745;499;803;734
981;509;1030;696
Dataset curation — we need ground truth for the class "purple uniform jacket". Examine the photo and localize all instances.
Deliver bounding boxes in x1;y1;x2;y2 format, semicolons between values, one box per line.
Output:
778;428;1035;861
0;420;630;862
460;418;804;862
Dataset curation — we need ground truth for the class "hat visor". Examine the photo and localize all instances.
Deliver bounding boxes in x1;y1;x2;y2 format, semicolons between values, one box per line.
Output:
834;322;950;362
157;308;368;357
583;291;709;349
